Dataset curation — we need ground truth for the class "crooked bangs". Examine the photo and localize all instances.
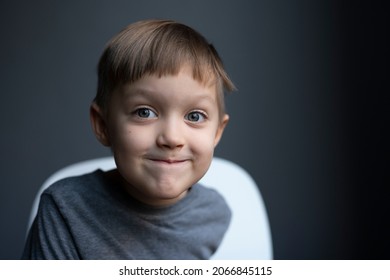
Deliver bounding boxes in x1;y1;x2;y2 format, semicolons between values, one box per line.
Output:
96;20;235;115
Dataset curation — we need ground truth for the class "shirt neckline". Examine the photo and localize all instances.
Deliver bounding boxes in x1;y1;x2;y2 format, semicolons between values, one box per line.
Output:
95;169;201;217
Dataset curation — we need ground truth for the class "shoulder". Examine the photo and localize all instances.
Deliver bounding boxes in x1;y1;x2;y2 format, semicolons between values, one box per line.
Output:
192;183;232;219
41;170;109;205
37;169;123;228
195;183;224;202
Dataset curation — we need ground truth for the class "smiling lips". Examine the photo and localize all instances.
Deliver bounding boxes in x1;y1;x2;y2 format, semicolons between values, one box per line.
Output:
149;158;188;164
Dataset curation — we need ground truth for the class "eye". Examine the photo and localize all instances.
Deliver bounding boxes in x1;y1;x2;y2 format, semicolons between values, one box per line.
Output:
135;108;157;119
185;111;207;123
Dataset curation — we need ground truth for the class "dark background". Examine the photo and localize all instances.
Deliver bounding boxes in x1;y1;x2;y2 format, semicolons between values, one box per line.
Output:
0;0;388;259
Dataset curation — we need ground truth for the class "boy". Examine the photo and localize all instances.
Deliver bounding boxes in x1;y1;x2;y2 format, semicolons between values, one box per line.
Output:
23;19;235;259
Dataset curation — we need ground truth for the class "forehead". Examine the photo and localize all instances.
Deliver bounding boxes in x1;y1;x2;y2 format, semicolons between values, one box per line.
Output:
119;69;219;105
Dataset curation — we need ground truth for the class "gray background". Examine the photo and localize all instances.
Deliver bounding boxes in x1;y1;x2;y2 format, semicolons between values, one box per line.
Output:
1;0;388;259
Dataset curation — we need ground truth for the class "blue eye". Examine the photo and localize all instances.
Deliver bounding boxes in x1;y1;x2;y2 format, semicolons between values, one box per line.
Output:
135;108;157;118
185;111;206;122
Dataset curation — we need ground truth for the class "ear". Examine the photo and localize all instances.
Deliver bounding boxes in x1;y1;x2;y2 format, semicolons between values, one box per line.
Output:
214;114;229;147
90;102;111;146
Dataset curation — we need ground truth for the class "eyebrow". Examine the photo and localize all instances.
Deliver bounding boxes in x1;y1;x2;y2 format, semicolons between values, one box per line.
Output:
123;86;216;103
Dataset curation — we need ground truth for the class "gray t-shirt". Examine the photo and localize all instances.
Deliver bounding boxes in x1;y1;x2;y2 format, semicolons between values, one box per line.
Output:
22;170;231;259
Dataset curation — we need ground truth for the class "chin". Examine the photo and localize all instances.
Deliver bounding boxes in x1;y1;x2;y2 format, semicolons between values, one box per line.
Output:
155;188;187;199
151;185;189;201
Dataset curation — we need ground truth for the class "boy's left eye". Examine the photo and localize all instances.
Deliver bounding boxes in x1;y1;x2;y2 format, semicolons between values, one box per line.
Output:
185;111;206;123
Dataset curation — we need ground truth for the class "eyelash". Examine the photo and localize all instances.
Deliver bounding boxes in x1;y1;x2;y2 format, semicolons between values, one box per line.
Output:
133;107;158;119
185;110;207;123
132;107;208;123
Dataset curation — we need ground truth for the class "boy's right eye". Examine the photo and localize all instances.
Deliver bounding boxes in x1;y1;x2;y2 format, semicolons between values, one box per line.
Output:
134;108;158;119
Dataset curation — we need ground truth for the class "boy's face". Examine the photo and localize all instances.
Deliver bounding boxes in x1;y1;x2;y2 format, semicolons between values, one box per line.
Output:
91;66;228;206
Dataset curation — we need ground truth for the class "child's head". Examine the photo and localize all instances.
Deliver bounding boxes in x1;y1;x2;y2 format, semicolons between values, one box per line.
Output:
94;19;235;119
90;19;235;206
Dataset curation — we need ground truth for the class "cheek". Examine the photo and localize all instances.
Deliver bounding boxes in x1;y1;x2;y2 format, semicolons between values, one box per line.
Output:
109;124;155;155
189;127;219;156
188;129;217;180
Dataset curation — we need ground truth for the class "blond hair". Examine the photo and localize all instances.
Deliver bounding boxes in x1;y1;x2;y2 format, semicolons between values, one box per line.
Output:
95;19;235;118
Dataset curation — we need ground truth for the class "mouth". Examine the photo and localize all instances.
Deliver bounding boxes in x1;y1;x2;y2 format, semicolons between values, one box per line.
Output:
149;158;189;164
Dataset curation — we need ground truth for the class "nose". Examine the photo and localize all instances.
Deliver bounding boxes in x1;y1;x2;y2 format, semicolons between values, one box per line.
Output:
156;117;185;150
